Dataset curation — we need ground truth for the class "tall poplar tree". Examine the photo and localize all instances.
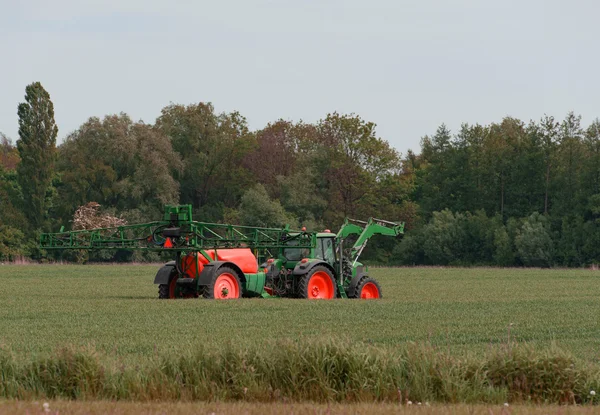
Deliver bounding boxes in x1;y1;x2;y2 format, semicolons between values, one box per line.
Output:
16;82;58;231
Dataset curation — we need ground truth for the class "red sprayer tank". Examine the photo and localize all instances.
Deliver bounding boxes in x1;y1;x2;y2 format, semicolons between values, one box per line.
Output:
181;248;258;278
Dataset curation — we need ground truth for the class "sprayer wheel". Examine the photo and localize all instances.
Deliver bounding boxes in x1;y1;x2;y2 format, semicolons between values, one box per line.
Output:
203;267;242;299
352;277;382;299
298;266;337;299
158;283;171;299
159;275;198;299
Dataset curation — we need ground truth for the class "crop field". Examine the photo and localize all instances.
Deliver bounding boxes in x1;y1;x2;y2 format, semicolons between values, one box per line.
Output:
0;264;599;409
1;265;599;362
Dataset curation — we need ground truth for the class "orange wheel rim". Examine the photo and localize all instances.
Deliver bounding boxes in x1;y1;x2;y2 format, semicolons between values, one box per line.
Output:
361;282;379;299
214;273;239;299
307;271;334;299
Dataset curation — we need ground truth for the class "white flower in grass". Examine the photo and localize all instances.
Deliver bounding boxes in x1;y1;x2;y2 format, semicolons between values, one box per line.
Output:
407;400;413;405
417;402;422;405
591;390;596;396
504;402;509;407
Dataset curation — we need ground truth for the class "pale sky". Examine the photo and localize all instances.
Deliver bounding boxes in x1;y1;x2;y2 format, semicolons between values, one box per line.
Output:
1;0;599;154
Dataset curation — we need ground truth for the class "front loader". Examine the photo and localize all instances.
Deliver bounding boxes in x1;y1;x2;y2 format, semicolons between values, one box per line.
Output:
40;205;404;299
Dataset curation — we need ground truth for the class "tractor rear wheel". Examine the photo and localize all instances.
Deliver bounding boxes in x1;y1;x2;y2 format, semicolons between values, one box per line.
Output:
203;267;242;299
298;266;337;299
353;277;382;299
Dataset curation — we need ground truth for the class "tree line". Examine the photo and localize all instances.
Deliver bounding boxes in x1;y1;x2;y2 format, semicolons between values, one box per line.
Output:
1;82;599;267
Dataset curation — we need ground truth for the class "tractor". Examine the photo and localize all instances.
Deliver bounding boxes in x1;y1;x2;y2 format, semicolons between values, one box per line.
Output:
40;205;404;299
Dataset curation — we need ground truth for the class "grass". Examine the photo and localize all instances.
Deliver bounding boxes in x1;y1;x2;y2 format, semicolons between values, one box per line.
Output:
0;265;599;404
4;401;600;415
2;401;600;415
1;339;599;403
0;265;598;363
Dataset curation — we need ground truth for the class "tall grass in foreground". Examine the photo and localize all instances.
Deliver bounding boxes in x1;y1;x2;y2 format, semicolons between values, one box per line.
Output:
1;341;598;404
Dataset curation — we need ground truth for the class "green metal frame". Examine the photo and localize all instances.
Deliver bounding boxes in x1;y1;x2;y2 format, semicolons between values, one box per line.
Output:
40;205;314;256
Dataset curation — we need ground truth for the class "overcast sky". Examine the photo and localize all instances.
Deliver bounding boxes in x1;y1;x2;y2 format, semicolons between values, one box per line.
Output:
1;0;599;154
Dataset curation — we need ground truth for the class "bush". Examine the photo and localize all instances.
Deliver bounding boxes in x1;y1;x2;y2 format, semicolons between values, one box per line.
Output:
515;213;554;267
0;225;29;261
493;226;515;266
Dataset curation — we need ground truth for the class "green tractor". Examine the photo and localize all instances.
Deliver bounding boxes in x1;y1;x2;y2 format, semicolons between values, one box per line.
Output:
40;205;404;299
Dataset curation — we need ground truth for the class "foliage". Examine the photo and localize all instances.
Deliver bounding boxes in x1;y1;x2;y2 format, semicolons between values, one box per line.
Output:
16;82;58;231
56;114;182;224
0;132;19;170
6;80;600;266
238;184;297;228
514;213;554;267
0;225;29;261
1;340;599;404
493;226;514;266
156;103;254;209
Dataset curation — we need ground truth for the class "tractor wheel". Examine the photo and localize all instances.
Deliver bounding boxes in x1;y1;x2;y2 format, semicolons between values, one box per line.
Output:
352;277;382;299
159;275;198;299
298;266;337;299
203;267;242;299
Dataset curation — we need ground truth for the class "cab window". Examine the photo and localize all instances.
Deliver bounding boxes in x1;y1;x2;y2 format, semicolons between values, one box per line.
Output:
322;237;335;263
283;238;307;261
315;239;325;259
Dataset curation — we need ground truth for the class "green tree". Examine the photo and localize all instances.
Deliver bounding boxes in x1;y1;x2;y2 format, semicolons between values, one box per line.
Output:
515;213;554;267
421;209;462;265
244;120;317;195
237;184;297;228
315;112;402;222
0;225;30;261
0;165;27;231
493;226;514;266
552;112;584;217
156;103;255;211
416;124;453;216
56;114;182;223
539;115;559;214
277;165;327;229
16;82;58;231
0;133;20;170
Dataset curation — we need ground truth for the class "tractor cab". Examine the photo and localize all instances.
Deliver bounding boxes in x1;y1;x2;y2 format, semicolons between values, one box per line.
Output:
314;232;336;267
280;231;337;269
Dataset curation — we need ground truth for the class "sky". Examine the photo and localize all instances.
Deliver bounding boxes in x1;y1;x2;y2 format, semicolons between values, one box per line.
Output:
1;0;599;154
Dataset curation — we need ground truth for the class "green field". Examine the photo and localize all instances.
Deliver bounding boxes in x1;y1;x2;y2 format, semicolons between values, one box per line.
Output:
1;265;599;362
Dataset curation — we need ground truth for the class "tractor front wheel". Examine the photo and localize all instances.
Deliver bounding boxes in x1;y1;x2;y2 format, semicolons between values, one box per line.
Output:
298;266;337;299
203;267;242;299
353;277;382;299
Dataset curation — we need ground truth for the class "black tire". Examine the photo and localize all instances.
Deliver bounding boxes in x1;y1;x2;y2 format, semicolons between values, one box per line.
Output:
158;268;177;299
158;283;171;299
297;266;337;299
202;267;242;299
159;274;199;299
352;276;382;299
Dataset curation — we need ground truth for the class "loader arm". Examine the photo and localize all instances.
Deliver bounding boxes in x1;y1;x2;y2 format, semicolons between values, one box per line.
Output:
336;217;404;265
